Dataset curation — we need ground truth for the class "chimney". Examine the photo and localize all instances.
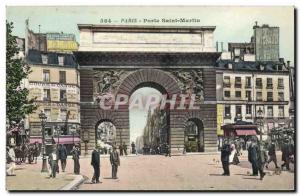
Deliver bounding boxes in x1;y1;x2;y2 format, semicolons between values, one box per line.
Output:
221;42;224;52
216;41;219;52
253;21;258;29
287;61;290;68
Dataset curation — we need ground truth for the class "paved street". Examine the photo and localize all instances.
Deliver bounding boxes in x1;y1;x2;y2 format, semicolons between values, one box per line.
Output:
6;152;294;191
74;152;294;191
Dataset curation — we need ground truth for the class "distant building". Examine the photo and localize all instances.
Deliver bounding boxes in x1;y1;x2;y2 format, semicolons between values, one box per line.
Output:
216;23;290;142
143;108;168;147
25;19;78;55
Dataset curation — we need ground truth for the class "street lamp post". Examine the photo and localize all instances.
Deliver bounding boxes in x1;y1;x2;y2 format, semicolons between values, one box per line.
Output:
39;111;48;173
257;108;264;143
55;126;61;146
69;126;78;147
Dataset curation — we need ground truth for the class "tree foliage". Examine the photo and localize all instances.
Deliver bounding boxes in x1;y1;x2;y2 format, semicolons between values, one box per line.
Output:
6;21;36;125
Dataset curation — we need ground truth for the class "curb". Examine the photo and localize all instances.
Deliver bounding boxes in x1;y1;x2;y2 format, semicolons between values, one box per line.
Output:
60;175;86;191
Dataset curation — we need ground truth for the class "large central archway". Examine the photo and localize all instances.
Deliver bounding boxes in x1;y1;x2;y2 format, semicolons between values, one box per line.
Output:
113;69;180;151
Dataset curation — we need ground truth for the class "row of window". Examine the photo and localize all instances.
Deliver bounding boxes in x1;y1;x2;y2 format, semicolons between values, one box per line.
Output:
224;105;285;118
42;54;65;66
43;108;68;121
224;90;285;101
43;70;66;83
223;76;284;89
43;89;67;102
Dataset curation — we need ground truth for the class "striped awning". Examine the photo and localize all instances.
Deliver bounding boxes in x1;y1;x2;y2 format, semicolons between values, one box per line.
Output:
235;129;257;136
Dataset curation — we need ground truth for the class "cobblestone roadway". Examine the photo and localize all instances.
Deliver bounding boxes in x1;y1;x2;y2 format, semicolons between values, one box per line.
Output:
73;152;294;191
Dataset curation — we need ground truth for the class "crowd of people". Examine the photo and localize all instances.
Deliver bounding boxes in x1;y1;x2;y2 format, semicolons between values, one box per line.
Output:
220;136;294;180
7;136;294;185
6;142;40;176
142;143;171;156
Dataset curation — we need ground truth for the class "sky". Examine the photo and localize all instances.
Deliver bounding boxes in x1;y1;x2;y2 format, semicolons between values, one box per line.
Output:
6;6;295;142
6;6;295;64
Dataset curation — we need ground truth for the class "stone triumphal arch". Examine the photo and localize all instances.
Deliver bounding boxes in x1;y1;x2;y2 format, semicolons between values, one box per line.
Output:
75;25;221;154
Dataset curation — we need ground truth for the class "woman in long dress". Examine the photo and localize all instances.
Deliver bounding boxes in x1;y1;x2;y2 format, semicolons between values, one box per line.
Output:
229;143;236;164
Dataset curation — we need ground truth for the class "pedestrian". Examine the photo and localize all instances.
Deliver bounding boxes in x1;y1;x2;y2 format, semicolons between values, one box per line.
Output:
221;139;231;176
281;139;292;171
229;142;235;164
131;142;136;154
71;145;80;174
266;141;279;169
59;144;68;172
27;144;34;164
33;142;39;164
6;145;16;176
119;144;123;156
91;144;101;183
21;143;28;163
123;143;128;156
48;147;58;178
248;139;259;176
257;143;267;180
165;143;171;157
110;145;120;179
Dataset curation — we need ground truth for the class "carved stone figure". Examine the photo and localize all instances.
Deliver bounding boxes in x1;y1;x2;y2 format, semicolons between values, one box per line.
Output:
94;70;128;94
170;69;204;101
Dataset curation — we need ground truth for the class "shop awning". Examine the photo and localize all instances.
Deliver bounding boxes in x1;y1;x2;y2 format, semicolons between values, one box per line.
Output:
235;129;257;136
29;137;81;144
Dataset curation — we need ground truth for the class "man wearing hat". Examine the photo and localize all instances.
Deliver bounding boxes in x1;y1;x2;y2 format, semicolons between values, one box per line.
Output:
71;145;80;174
220;139;231;176
91;143;101;183
281;138;292;171
48;146;58;178
110;145;120;179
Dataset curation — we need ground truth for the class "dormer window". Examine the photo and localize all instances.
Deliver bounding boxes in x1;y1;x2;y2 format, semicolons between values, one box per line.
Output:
260;64;265;71
58;56;64;66
41;54;48;64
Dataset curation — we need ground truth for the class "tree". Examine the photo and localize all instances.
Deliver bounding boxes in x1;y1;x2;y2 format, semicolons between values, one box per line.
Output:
6;21;36;127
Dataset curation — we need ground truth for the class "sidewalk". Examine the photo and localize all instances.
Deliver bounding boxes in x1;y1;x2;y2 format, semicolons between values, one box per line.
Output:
6;162;77;191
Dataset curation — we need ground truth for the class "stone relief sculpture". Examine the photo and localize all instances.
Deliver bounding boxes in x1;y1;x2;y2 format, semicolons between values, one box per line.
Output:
94;70;128;95
170;69;204;101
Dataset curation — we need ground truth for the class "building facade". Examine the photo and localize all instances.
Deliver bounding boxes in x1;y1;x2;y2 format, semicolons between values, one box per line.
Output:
216;23;291;141
25;49;81;151
22;21;81;152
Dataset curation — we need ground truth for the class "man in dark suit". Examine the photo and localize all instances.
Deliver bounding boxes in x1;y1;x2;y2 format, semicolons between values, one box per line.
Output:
281;139;293;171
257;143;267;180
248;140;259;176
110;145;120;179
71;145;80;174
59;144;68;172
221;139;231;176
91;144;101;183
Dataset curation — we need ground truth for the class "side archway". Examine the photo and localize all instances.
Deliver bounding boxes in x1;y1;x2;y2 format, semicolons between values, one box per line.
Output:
184;118;204;152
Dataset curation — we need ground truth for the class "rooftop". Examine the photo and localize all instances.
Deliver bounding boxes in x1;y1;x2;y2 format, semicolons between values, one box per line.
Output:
77;24;216;32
